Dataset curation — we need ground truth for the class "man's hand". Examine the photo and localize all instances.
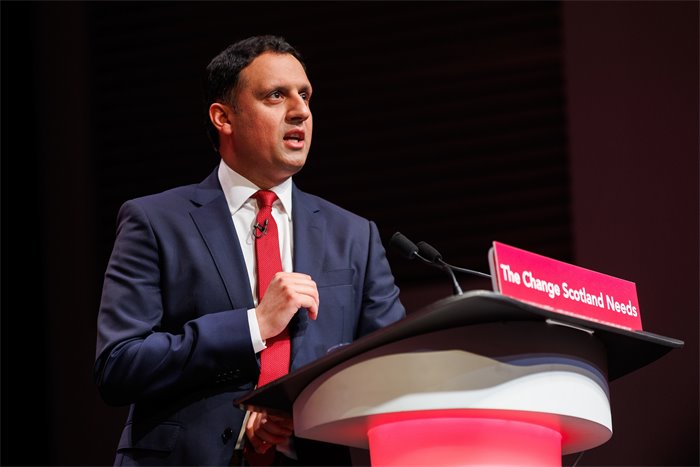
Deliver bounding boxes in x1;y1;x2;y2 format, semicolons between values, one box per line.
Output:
246;410;294;454
255;272;318;340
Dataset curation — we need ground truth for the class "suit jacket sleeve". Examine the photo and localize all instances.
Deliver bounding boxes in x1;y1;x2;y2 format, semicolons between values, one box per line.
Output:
357;220;405;337
94;199;259;406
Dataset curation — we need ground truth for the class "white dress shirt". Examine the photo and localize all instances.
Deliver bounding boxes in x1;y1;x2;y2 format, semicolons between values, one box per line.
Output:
217;159;295;353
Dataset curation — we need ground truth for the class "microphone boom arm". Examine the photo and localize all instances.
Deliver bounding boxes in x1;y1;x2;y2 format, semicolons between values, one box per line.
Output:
389;232;489;296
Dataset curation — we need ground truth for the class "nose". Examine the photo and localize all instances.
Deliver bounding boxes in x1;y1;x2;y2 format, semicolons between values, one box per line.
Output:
286;93;311;123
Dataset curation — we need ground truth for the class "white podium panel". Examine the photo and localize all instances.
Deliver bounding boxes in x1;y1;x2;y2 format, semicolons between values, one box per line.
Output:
294;322;612;455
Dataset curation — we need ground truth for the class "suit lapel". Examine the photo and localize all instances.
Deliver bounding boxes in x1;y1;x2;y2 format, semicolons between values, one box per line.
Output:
189;170;254;311
290;185;325;365
188;175;323;366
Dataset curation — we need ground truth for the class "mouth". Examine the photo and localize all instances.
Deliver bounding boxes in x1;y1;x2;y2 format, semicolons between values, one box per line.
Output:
283;129;306;149
283;130;305;142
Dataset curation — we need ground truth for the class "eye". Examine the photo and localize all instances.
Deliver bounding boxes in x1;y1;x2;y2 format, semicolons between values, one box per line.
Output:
268;90;284;101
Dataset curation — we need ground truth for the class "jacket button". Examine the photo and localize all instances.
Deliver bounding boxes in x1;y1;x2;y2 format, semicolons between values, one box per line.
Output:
221;427;233;443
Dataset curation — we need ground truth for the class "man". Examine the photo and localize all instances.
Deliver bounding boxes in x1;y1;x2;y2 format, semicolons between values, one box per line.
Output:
94;35;405;466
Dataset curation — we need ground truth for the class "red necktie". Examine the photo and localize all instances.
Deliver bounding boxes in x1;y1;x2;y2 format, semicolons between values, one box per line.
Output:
242;190;289;466
252;190;290;387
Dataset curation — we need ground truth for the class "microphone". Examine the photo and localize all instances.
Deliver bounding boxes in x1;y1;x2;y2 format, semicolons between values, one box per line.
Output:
390;232;491;296
390;232;463;295
415;241;443;263
390;232;438;267
417;241;491;280
253;219;269;238
415;241;463;295
389;232;420;260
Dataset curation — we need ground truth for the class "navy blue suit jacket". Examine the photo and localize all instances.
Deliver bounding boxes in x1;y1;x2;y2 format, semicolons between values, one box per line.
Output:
94;168;405;465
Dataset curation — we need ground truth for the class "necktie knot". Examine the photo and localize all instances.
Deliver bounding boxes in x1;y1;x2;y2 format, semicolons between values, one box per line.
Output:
253;190;278;209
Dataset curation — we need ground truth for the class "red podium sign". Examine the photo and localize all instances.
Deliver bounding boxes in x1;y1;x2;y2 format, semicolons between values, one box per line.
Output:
489;242;643;331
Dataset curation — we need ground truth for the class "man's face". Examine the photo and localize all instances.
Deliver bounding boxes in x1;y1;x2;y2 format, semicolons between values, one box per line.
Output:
225;52;313;188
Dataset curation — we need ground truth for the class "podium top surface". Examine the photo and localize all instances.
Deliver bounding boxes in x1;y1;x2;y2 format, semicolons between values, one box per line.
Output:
236;290;683;414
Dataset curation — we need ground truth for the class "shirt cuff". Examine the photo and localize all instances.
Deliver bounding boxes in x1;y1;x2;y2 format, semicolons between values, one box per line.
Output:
247;308;267;354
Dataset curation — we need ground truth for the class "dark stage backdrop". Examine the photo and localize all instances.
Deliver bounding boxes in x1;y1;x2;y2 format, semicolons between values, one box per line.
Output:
1;1;697;466
84;1;572;282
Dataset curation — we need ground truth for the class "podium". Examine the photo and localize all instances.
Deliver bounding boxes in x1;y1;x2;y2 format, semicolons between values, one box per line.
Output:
236;291;683;466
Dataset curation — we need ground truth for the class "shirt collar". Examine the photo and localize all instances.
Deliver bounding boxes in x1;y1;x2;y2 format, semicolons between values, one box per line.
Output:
217;160;293;219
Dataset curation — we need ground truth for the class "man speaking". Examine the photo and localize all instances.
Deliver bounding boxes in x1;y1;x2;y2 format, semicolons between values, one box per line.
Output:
94;35;405;466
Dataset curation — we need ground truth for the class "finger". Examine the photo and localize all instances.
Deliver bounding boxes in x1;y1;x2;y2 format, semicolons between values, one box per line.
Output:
296;301;318;321
290;284;319;320
246;413;269;453
267;414;295;430
257;418;293;443
307;305;318;320
246;412;286;453
253;437;271;454
256;428;291;446
272;272;312;287
282;279;318;301
277;271;312;281
261;417;294;437
291;280;319;303
246;411;260;431
293;290;319;311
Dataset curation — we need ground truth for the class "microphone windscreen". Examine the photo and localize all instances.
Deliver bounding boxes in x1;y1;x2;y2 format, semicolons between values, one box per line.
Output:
390;232;418;259
416;241;442;262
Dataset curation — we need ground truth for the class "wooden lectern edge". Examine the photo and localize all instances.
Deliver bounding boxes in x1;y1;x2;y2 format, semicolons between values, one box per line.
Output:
235;290;684;415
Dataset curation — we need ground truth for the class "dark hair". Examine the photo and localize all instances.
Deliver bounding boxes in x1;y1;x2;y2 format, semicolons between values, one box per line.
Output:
205;35;305;151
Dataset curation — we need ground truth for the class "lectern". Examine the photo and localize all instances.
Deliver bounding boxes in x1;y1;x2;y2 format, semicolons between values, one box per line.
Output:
237;291;682;466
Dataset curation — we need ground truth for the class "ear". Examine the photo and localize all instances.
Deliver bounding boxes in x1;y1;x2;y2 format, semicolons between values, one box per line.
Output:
209;103;234;136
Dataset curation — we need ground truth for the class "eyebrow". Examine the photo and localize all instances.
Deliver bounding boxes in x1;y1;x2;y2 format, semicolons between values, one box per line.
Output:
257;83;313;97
